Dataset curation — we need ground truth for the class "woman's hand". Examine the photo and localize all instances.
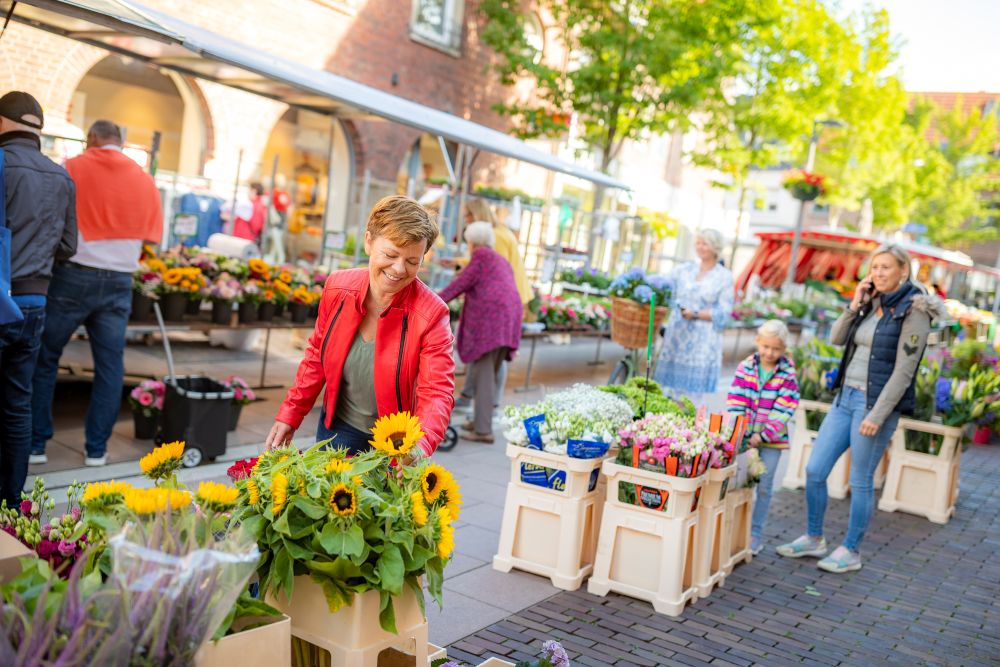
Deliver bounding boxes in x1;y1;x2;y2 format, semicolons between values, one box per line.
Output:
858;419;880;437
851;277;875;310
265;421;296;450
394;445;428;479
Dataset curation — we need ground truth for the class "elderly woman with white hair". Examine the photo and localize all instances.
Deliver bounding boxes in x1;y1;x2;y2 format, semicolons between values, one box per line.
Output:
655;229;734;403
438;222;523;442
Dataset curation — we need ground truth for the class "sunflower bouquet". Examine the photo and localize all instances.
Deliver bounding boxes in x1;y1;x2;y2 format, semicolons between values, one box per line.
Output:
233;412;461;633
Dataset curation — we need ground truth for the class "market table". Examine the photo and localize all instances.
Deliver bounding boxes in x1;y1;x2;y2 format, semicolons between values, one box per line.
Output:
515;328;610;393
60;314;317;390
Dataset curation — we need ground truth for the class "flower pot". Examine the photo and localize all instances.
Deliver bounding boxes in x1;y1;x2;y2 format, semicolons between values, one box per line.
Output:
228;403;243;432
309;303;319;319
257;302;276;322
132;411;158;440
160;292;187;321
211;300;233;326
493;444;608;591
195;614;290;667
238;302;258;324
288;301;310;323
274;302;285;319
130;292;153;322
186;296;203;315
878;418;963;524
973;426;992;445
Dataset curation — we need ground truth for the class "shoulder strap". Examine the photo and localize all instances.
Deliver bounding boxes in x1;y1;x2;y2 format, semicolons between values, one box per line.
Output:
0;147;6;230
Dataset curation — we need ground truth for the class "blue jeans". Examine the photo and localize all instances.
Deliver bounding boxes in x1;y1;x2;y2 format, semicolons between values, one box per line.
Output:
0;302;46;508
751;446;784;540
31;265;132;459
805;386;900;552
317;411;372;455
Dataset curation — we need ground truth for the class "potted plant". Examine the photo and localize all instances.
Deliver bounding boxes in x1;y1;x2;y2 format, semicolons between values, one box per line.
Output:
607;268;672;349
238;281;263;324
128;379;165;439
160;267;204;321
208;274;240;325
271;269;294;318
288;284;318;323
782;170;827;201
222;375;255;431
186;272;208;315
131;257;165;322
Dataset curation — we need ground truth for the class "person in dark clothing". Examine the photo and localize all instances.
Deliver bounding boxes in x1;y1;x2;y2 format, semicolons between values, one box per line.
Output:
0;91;77;508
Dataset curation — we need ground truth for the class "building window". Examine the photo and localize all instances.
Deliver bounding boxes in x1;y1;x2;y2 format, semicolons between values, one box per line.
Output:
411;0;464;55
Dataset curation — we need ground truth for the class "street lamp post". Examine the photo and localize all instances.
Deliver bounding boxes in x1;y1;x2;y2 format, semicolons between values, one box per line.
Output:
783;119;844;290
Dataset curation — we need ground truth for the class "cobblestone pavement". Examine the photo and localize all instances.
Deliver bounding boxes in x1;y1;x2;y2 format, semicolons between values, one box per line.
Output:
446;444;1000;667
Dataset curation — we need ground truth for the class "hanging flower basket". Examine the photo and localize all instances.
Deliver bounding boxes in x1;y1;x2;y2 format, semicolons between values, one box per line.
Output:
782;170;827;201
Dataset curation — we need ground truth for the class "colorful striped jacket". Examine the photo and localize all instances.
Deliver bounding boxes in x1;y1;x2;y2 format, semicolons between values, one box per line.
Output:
726;353;800;448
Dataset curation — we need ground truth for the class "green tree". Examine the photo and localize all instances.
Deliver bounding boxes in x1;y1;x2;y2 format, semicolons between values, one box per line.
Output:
480;0;763;258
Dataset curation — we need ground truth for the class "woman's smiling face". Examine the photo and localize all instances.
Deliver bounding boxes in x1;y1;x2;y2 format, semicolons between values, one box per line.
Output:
869;252;906;294
365;232;425;298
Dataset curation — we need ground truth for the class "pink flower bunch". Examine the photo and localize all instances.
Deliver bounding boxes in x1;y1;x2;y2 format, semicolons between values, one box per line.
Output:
619;414;729;476
210;273;241;301
129;379;166;416
1;481;88;577
224;375;256;406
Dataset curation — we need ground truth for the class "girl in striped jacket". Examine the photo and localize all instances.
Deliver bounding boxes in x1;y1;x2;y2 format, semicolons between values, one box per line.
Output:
727;319;800;554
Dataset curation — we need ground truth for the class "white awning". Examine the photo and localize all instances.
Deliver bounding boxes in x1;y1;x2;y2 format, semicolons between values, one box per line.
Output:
11;0;630;190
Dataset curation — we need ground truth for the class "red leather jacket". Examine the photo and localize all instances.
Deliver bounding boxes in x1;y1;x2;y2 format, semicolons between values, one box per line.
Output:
275;268;456;455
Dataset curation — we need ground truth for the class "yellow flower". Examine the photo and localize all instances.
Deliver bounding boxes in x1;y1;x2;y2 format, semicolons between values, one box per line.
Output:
123;487;191;515
248;258;270;276
271;472;289;515
246;479;261;506
436;507;455;560
273;280;291;294
411;492;428;526
147;258;168;274
81;480;132;508
370;412;424;458
329;484;357;517
180;279;192;290
196;481;239;512
139;441;185;481
352;475;363;488
325;458;352;474
278;271;292;284
440;481;463;521
420;464;447;503
163;268;183;285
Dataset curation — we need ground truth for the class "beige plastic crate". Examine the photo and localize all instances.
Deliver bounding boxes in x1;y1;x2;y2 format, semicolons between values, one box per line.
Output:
693;464;737;599
587;459;707;616
428;643;447;664
476;659;516;666
722;487;753;574
493;444;607;590
195;614;291;667
267;576;427;667
783;400;850;499
878;418;963;524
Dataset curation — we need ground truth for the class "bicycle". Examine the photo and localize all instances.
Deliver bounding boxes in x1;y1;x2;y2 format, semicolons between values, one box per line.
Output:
607;324;667;385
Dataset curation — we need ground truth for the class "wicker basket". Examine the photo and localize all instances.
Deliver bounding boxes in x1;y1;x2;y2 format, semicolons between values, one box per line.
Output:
610;297;669;349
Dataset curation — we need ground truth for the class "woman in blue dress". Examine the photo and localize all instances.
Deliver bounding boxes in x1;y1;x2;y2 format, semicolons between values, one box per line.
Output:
654;230;734;404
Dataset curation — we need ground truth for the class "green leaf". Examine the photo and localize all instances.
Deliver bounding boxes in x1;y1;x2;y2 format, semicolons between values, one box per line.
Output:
271;510;291;536
305;556;362;581
273;549;294;601
805;585;823;597
405;575;426;618
376;544;404;596
425;557;444;608
389;529;415;554
402;543;434;573
317;574;356;613
378;590;397;634
318;523;365;558
241;513;265;539
290;493;327;519
281;536;315;561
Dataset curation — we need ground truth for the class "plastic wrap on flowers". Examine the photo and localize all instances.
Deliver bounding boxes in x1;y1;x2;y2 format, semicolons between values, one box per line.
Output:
108;519;259;666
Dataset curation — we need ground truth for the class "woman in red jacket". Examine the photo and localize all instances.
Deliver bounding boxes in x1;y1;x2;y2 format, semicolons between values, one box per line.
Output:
265;196;455;462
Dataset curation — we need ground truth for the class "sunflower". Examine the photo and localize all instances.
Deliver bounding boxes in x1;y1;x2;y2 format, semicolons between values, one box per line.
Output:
196;481;239;512
436;507;455;560
273;280;291;294
439;481;463;521
410;491;428;526
163;268;184;285
325;458;352;474
329;483;357;517
278;271;292;284
248;258;270;277
370;412;424;458
124;487;191;515
420;463;448;503
246;479;261;506
139;441;185;481
81;480;132;509
271;472;289;515
147;258;168;274
181;279;192;290
263;290;275;301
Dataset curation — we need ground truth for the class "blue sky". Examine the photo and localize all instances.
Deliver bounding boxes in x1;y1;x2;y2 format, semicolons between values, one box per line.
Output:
833;0;1000;92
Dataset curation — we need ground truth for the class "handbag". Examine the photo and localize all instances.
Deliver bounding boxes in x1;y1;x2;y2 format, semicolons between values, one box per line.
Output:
0;148;25;325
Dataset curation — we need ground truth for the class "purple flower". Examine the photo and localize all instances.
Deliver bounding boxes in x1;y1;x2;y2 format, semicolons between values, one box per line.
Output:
543;639;570;667
36;539;57;558
19;499;32;515
57;540;77;557
935;378;952;413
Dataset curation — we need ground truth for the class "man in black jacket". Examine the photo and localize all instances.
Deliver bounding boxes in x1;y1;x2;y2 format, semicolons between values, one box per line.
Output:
0;91;77;508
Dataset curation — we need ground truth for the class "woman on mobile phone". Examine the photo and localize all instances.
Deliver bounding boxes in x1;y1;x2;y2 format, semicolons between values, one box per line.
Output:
777;244;944;573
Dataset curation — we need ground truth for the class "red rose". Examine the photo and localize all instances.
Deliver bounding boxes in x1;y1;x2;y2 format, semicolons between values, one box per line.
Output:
36;539;57;559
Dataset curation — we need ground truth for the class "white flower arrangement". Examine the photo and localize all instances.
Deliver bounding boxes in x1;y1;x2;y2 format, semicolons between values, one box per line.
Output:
502;383;634;454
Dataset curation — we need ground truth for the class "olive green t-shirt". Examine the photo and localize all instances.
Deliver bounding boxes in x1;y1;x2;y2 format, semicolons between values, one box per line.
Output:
334;332;378;432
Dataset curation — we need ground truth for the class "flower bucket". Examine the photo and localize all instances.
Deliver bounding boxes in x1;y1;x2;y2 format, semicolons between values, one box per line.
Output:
274;303;285;319
289;301;310;323
493;444;607;590
693;463;736;599
132;411;158;440
878;418;963;524
186;296;203;315
257;302;276;322
195;614;291;667
973;426;992;445
228;403;243;432
160;292;188;321
131;292;153;322
238;302;258;325
609;297;669;349
266;576;428;667
587;460;706;616
211;300;233;325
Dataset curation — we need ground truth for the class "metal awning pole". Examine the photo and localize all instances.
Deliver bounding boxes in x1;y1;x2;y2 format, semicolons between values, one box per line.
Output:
353;169;370;267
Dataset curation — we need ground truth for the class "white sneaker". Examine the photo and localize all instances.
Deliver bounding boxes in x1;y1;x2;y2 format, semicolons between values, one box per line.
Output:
28;454;48;465
84;455;108;467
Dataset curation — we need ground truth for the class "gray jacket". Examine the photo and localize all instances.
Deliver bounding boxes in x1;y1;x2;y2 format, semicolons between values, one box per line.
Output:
1;132;77;295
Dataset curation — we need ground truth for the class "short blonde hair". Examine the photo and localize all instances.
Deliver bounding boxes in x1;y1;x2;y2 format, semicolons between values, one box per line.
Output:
756;319;790;346
464;221;495;248
366;195;438;250
466;199;498;226
869;243;912;280
697;229;724;257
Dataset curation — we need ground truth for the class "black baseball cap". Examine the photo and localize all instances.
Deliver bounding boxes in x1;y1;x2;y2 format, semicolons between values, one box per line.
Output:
0;91;44;130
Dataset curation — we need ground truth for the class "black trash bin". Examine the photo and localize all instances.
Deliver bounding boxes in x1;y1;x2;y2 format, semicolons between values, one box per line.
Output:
161;375;233;467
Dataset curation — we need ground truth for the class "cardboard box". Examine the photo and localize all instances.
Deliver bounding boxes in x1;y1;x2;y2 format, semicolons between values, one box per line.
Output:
195;614;291;667
0;531;34;584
